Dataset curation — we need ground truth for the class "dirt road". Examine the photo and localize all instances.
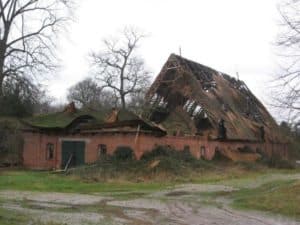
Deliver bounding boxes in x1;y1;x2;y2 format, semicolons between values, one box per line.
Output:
1;173;299;225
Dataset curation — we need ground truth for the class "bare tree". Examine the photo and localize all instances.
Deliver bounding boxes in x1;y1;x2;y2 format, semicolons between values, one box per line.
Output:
90;27;151;109
0;0;72;96
67;78;102;109
273;0;300;121
127;87;149;115
67;78;119;110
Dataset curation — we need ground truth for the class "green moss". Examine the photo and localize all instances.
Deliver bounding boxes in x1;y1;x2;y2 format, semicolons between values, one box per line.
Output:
23;109;108;129
116;109;140;121
23;108;146;129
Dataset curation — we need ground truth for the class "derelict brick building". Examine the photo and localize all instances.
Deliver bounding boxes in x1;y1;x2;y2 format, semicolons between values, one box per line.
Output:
22;54;288;170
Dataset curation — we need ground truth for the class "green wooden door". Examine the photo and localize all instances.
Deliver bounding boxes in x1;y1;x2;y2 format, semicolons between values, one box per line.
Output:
61;141;85;168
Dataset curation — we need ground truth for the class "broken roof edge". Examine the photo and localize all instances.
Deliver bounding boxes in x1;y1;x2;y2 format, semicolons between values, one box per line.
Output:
170;53;225;75
22;106;166;135
80;119;167;135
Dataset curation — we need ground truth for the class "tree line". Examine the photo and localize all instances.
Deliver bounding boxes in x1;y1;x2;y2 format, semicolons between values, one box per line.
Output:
0;0;299;125
0;0;150;117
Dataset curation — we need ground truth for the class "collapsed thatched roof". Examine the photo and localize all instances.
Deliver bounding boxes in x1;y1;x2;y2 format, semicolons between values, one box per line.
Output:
146;54;284;142
81;108;166;135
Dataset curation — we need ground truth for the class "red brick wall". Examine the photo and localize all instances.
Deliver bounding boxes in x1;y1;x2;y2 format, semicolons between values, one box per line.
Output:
23;132;59;170
22;132;289;170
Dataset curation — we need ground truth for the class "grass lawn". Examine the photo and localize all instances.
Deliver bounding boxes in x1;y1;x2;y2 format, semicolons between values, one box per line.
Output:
0;166;298;194
231;179;300;218
0;207;30;225
0;166;275;194
0;170;172;194
0;207;66;225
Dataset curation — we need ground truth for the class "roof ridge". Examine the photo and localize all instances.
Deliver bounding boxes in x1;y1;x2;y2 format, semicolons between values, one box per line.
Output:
170;53;225;76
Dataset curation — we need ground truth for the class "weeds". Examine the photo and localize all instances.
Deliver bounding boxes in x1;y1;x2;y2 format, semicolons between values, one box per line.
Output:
68;146;216;182
230;179;300;218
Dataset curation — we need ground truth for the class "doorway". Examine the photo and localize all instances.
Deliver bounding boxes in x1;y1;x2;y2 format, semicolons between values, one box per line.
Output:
61;141;85;168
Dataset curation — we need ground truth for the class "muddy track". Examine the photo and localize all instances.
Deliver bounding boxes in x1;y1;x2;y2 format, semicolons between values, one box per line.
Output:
1;173;300;225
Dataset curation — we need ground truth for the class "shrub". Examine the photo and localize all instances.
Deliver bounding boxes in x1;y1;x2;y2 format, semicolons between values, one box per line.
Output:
140;145;172;161
141;145;196;162
266;156;295;169
180;148;196;162
288;138;300;159
238;145;254;153
113;146;135;160
68;145;216;182
0;119;24;166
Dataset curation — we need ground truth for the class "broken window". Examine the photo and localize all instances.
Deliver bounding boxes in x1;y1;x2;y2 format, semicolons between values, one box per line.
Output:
46;143;54;160
98;144;107;157
184;145;190;151
200;146;206;157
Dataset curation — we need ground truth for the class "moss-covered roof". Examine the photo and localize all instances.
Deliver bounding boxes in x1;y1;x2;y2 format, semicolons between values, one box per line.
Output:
23;109;108;129
116;109;141;121
23;107;152;131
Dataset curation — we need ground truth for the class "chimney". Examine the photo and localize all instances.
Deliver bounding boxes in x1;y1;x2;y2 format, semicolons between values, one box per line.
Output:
63;102;77;114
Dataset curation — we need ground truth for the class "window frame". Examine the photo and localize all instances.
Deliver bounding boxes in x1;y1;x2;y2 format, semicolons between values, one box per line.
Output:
200;146;206;157
98;144;107;157
46;143;54;160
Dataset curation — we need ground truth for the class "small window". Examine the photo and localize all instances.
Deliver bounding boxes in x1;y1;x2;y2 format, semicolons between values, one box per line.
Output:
98;144;107;157
200;146;206;157
46;143;54;160
184;145;190;151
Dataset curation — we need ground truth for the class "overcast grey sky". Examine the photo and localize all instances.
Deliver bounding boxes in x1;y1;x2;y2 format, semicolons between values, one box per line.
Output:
49;0;282;113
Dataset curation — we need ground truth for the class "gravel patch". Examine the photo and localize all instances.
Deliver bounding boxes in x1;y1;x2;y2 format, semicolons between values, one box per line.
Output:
0;190;109;205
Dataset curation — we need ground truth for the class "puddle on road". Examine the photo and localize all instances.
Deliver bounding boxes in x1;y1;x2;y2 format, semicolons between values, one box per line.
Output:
165;191;190;196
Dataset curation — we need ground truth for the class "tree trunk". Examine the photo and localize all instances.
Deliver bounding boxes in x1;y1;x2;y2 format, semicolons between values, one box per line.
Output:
121;93;126;109
0;57;5;97
0;39;7;98
0;74;3;97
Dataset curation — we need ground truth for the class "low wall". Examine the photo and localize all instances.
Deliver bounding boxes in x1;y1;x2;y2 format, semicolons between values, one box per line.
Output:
22;132;289;170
